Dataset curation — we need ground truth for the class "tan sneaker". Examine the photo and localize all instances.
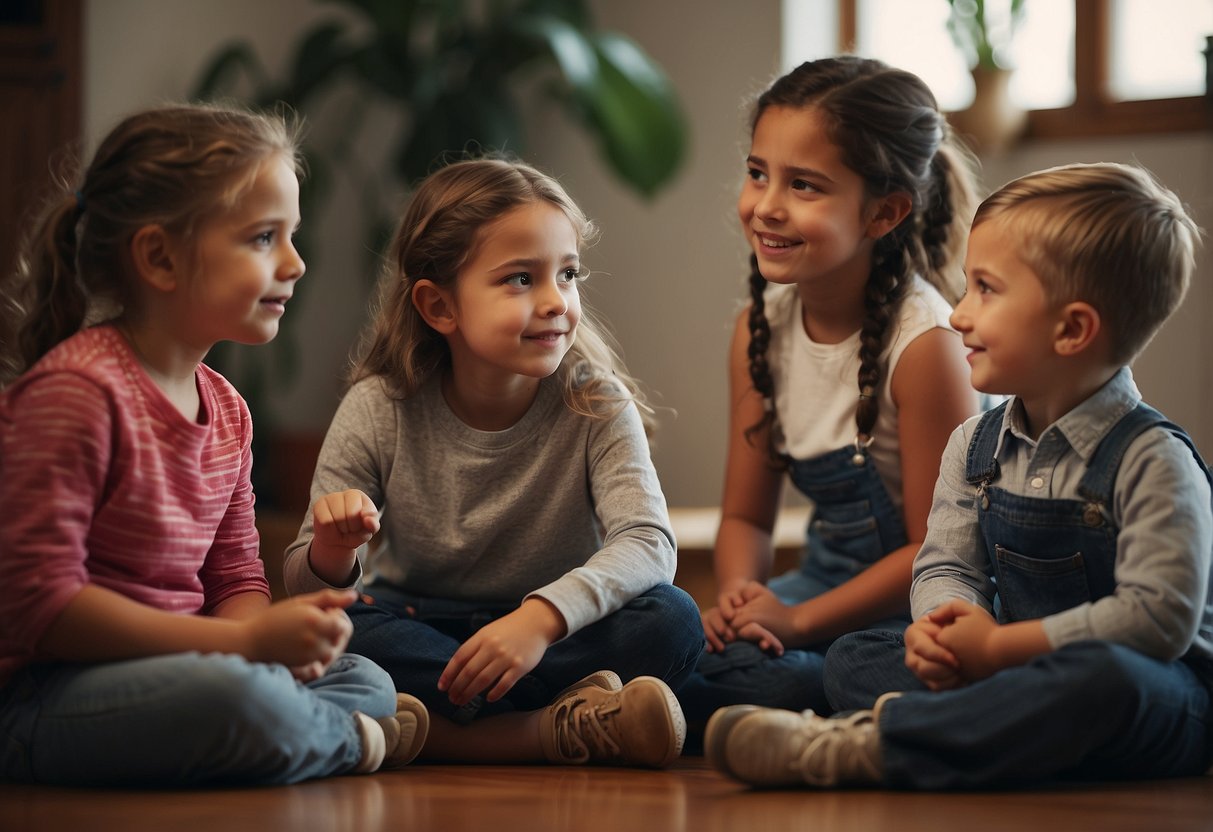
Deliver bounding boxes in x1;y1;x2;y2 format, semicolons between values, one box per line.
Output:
540;674;686;768
377;693;430;769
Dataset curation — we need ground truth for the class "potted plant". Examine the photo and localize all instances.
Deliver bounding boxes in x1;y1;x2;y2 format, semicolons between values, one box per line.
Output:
945;0;1028;155
191;0;687;510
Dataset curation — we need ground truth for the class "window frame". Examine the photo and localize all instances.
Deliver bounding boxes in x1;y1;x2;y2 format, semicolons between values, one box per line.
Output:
837;0;1210;138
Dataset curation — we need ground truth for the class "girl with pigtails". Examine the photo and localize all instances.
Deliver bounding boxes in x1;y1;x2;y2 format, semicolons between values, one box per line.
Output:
678;56;981;728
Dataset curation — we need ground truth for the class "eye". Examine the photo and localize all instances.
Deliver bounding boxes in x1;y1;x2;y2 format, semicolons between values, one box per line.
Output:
504;273;531;287
791;178;819;193
560;267;585;284
977;279;993;294
746;166;767;184
253;230;275;247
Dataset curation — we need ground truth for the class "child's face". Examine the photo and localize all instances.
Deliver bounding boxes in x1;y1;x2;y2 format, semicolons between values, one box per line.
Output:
951;219;1063;397
737;105;879;292
185;154;304;347
446;201;582;383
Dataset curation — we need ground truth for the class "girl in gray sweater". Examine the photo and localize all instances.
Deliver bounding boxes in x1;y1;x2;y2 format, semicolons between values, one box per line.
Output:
284;159;703;767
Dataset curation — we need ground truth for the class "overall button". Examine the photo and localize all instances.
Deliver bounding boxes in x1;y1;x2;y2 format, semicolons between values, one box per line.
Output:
1030;476;1045;489
1082;504;1104;527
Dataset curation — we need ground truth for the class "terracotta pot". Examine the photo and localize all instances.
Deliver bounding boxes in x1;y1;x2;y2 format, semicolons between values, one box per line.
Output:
947;67;1027;157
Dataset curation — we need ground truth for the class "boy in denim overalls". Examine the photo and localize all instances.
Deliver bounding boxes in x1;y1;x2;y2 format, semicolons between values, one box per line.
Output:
704;162;1213;789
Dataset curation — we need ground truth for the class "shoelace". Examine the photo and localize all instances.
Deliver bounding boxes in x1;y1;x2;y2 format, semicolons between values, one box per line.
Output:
553;696;623;761
791;711;879;787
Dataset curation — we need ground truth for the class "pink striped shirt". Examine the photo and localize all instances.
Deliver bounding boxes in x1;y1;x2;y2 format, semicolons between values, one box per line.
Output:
0;325;269;686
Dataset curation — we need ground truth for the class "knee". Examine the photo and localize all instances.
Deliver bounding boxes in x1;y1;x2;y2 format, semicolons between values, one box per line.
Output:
636;585;705;653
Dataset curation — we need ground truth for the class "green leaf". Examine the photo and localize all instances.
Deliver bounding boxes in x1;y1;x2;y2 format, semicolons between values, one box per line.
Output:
191;43;268;100
578;32;686;197
286;21;355;105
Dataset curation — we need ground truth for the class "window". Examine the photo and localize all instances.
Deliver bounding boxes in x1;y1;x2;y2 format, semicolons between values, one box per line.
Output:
782;0;1212;138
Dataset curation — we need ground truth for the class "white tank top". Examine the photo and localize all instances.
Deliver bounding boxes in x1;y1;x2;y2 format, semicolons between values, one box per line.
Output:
766;276;958;510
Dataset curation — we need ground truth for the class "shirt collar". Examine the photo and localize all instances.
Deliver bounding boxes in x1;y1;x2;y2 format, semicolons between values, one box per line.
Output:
993;367;1141;463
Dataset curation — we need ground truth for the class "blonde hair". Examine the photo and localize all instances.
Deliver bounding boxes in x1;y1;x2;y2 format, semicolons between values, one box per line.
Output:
0;102;303;385
974;162;1202;363
349;157;654;432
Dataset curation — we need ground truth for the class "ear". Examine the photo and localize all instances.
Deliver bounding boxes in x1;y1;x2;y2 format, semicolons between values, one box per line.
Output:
1053;301;1102;357
128;225;181;292
411;279;458;335
865;192;914;240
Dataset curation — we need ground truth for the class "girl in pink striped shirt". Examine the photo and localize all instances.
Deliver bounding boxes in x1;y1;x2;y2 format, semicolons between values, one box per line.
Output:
0;103;427;786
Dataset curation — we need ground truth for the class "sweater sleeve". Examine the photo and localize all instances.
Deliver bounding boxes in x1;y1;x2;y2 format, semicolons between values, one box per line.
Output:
281;381;383;595
910;419;998;618
0;373;110;664
526;399;677;636
1042;429;1213;659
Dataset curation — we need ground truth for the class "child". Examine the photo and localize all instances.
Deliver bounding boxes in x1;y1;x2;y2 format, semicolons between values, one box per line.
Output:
282;158;704;767
677;56;980;725
707;162;1213;789
0;104;428;786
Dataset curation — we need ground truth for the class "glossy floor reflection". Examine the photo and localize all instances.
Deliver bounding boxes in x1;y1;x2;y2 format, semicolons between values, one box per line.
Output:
4;758;1213;832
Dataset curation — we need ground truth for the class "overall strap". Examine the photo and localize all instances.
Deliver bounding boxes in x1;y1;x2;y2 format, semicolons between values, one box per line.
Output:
1078;402;1211;504
964;401;1008;485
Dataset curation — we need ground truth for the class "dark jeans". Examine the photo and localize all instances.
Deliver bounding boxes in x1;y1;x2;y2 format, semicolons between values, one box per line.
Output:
348;583;704;723
825;631;1213;788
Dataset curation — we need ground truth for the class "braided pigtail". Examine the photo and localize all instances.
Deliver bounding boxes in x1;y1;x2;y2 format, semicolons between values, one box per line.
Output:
855;242;909;442
919;139;977;304
743;255;786;466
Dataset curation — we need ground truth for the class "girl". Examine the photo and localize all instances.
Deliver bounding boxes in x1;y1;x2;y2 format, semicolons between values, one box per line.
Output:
283;158;703;767
677;56;981;725
0;104;427;786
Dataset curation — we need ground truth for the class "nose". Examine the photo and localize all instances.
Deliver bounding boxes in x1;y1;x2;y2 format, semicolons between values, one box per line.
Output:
754;186;786;224
280;239;305;282
537;279;569;318
950;291;973;332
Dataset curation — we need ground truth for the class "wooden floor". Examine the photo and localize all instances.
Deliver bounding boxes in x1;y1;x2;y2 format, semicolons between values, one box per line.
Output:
4;757;1213;832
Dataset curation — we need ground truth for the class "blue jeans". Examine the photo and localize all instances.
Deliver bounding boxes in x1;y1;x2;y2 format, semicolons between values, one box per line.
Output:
348;583;703;723
0;652;396;786
678;443;910;725
825;631;1213;788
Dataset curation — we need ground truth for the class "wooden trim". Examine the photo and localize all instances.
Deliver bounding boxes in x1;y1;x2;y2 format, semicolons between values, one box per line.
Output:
843;0;1212;141
838;0;857;53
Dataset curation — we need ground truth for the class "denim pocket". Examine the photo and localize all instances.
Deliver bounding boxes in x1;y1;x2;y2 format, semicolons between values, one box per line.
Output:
809;498;884;573
994;544;1090;621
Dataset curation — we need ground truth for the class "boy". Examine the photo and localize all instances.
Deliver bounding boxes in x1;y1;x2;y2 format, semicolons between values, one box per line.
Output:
705;163;1213;789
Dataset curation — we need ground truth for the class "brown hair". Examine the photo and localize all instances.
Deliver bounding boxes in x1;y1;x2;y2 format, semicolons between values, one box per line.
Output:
743;56;978;459
348;157;653;431
0;102;303;385
973;162;1201;363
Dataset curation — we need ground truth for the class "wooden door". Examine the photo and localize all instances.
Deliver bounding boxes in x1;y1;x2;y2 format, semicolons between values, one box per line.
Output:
0;0;81;279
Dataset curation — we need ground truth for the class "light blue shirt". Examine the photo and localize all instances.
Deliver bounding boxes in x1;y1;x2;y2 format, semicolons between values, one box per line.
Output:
912;367;1213;663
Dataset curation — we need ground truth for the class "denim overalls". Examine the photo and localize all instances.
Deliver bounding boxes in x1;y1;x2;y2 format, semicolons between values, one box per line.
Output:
678;440;910;722
824;401;1213;787
967;400;1209;624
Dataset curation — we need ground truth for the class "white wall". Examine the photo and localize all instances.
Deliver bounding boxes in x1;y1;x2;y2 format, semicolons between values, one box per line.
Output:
84;0;1213;509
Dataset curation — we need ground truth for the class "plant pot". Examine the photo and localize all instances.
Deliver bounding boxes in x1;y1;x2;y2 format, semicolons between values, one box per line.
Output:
947;67;1027;157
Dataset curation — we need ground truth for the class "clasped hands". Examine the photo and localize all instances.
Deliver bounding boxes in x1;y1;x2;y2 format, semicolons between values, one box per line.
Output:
701;580;797;656
904;599;1004;690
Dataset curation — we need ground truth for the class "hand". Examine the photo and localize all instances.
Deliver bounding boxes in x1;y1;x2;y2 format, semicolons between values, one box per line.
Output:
932;599;1002;682
904;614;962;691
701;606;737;653
313;489;380;551
727;581;795;653
438;599;565;706
244;589;355;671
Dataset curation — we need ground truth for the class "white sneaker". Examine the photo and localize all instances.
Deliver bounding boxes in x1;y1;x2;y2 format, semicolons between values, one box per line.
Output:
709;705;886;788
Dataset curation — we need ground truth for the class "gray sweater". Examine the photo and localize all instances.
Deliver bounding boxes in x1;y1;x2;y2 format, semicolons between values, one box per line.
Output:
282;374;676;636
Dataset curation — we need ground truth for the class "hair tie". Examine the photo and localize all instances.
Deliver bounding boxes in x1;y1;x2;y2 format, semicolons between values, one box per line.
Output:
858;386;875;400
73;190;86;214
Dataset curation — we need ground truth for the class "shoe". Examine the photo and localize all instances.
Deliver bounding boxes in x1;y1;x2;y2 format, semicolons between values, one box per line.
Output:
377;693;430;769
703;704;762;778
712;706;883;788
552;669;623;702
540;674;686;768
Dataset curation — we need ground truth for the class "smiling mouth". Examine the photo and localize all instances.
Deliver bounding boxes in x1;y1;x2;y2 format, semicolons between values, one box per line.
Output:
526;332;566;341
756;233;796;249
